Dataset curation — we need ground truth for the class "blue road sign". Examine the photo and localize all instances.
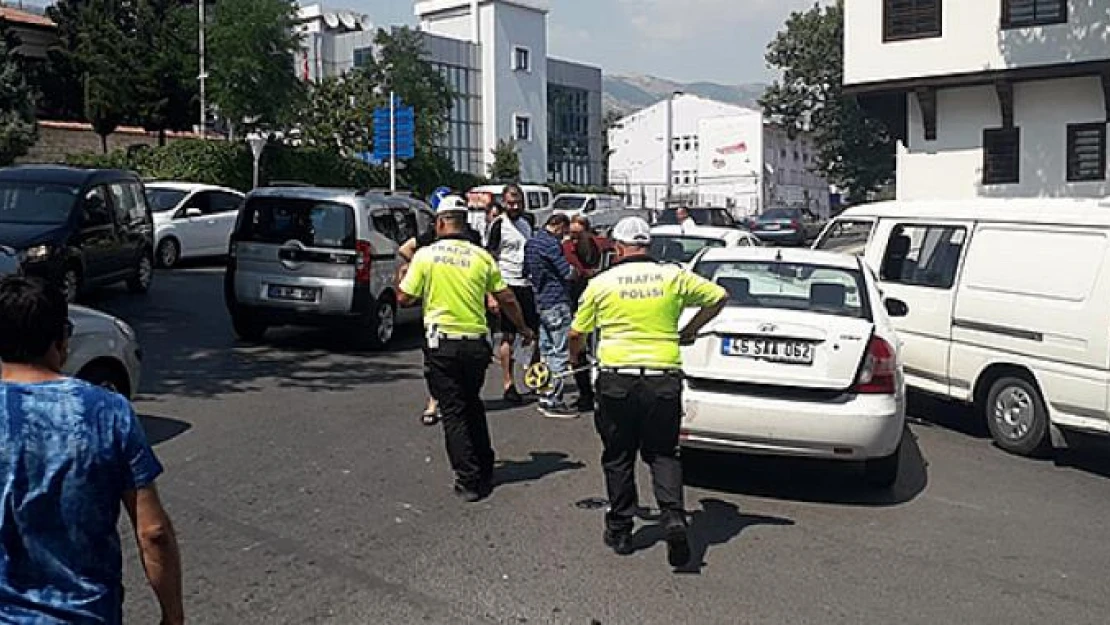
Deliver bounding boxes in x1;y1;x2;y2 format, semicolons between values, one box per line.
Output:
372;103;416;160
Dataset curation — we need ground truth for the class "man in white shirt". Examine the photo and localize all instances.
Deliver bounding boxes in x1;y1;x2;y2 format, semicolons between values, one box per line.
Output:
486;184;539;404
676;206;696;231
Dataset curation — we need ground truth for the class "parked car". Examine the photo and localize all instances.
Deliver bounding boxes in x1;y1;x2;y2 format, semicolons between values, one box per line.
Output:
649;225;762;265
655;207;739;229
67;305;143;399
145;182;245;268
750;207;825;246
817;197;1110;457
552;193;626;218
224;186;429;349
680;246;908;487
588;207;655;238
0;166;155;303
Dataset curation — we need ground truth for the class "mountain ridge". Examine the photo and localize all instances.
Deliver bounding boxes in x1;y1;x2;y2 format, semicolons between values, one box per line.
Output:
603;74;767;116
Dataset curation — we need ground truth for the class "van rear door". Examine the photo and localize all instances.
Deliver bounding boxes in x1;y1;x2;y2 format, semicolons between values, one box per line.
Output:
869;219;971;397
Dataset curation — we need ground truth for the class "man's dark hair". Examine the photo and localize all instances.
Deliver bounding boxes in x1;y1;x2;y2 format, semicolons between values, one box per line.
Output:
437;212;467;230
545;213;570;228
0;276;69;364
503;183;524;201
570;215;591;230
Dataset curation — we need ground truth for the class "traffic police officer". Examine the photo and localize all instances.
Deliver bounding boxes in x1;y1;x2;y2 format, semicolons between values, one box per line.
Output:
568;217;727;567
398;196;535;502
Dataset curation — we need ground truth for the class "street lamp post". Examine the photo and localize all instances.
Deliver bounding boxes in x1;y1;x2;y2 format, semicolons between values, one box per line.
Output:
198;0;207;140
247;134;267;189
663;90;683;206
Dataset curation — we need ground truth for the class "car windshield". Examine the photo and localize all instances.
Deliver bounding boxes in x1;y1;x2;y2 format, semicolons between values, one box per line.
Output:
553;196;586;210
236;197;355;249
658;208;731;226
650;235;726;263
761;208;799;221
814;219;874;255
693;259;868;319
145;188;188;212
0;182;79;225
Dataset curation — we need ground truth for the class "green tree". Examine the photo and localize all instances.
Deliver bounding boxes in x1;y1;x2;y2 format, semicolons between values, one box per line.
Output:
0;23;38;165
207;0;303;135
760;1;894;202
76;0;137;152
294;72;378;154
133;0;198;144
488;139;520;181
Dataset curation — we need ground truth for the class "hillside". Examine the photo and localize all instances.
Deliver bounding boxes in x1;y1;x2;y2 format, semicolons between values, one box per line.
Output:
603;74;767;115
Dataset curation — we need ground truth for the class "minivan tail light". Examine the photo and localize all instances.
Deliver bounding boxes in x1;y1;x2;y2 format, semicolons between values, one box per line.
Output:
355;240;373;284
853;336;897;394
791;219;802;231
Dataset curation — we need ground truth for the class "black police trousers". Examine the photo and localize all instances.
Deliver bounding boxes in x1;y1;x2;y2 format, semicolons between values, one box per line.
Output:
424;338;494;490
594;370;685;532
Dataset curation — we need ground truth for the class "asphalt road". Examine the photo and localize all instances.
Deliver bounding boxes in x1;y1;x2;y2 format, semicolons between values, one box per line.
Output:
86;265;1110;625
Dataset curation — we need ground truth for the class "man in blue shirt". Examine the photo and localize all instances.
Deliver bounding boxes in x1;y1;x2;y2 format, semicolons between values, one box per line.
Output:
524;213;578;418
0;276;183;625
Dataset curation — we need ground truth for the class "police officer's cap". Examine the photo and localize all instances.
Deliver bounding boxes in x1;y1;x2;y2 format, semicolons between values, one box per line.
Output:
611;217;652;245
436;194;468;214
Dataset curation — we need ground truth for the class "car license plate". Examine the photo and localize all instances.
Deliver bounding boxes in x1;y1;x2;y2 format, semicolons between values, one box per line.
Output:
722;337;814;365
267;285;320;302
764;223;781;230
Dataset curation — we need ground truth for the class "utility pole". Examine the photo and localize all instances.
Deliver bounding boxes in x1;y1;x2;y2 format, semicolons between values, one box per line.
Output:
389;90;397;193
198;0;207;140
664;91;682;205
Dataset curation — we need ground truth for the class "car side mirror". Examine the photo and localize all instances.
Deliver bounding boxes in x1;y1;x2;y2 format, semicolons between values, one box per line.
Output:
884;297;909;318
183;207;203;218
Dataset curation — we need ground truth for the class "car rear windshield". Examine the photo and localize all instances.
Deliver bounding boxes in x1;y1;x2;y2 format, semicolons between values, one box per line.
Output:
657;208;734;227
236;198;355;249
814;219;874;255
0;182;79;225
760;208;799;221
650;235;725;263
693;260;869;319
553;196;586;210
146;188;188;212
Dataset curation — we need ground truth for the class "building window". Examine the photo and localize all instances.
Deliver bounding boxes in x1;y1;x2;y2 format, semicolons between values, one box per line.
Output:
883;0;942;41
983;127;1020;185
353;47;373;68
1066;123;1107;182
1002;0;1067;28
683;137;691;151
513;46;531;72
673;139;681;152
515;115;532;141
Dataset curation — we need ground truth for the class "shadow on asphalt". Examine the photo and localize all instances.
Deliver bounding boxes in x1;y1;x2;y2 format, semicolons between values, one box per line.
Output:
906;391;989;439
139;414;192;445
629;498;795;574
493;451;586;488
681;426;928;507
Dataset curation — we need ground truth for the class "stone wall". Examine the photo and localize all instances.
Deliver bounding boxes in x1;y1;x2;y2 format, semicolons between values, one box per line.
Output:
18;121;205;164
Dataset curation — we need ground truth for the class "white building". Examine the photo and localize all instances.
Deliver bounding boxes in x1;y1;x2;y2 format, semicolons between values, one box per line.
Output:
844;0;1110;200
608;94;831;216
297;1;603;184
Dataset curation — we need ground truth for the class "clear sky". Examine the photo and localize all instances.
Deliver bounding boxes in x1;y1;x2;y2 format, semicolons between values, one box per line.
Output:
346;0;827;84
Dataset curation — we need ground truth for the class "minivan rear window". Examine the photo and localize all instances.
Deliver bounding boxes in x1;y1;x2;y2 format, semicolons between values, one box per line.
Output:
237;198;355;249
0;182;79;225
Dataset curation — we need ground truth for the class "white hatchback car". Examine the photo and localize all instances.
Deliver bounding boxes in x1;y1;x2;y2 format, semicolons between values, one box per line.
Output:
67;305;143;399
649;225;762;266
680;247;909;487
145;182;245;268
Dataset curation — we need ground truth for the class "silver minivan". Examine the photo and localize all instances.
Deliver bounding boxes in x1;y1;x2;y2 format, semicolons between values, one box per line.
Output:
224;187;427;349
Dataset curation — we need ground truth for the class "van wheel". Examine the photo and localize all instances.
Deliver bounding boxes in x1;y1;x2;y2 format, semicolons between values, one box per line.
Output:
863;442;901;489
157;238;180;269
231;311;268;343
63;266;82;303
127;253;154;294
360;297;396;350
77;360;132;399
986;376;1050;456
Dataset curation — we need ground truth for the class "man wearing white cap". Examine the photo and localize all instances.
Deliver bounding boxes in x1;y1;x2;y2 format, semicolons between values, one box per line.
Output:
568;216;727;568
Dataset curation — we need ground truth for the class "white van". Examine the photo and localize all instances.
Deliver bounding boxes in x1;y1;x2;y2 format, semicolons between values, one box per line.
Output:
814;198;1110;456
469;184;553;216
552;193;626;218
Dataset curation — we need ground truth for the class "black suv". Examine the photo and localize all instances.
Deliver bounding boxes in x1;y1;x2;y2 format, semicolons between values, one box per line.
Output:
0;166;155;302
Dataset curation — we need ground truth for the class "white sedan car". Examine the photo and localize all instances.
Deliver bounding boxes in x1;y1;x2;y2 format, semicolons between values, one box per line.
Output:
680;247;908;487
145;182;244;268
649;225;762;265
67;305;143;399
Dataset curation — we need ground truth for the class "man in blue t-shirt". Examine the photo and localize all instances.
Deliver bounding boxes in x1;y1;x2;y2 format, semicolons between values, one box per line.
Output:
524;212;577;418
0;276;183;625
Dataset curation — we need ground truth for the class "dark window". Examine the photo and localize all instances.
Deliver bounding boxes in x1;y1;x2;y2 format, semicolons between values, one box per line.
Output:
1066;123;1107;182
371;210;402;244
82;186;113;228
880;224;966;289
983;127;1020;185
1002;0;1067;28
209;192;243;214
884;0;942;41
237;198;356;250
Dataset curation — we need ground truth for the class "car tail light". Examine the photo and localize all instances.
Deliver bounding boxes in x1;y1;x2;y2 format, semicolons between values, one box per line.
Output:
853;336;897;394
355;240;373;284
791;219;802;231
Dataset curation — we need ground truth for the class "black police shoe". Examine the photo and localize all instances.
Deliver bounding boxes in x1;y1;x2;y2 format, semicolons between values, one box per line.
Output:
664;520;691;567
603;529;634;556
453;484;483;503
575;394;595;413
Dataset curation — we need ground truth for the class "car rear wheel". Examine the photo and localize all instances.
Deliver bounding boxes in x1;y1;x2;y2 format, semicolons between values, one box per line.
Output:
157;238;181;269
863;442;901;489
985;376;1050;457
127;253;154;294
77;360;131;399
231;311;268;343
360;297;395;350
